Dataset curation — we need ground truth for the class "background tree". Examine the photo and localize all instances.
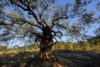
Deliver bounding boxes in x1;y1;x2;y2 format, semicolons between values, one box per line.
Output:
0;0;100;62
0;45;7;52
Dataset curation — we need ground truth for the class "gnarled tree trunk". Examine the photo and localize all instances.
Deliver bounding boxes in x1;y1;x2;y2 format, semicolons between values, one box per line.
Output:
39;42;56;62
36;26;57;62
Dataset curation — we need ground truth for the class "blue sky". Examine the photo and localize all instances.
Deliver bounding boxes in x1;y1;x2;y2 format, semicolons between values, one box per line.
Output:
1;0;100;48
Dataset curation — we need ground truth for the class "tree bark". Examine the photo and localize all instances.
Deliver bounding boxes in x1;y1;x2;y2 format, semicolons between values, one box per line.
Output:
38;43;56;62
35;26;57;62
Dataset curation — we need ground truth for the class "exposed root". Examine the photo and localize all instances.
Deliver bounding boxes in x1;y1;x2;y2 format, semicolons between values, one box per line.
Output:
36;52;57;62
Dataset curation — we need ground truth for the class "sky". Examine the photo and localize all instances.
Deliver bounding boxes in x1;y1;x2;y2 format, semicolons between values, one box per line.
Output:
0;0;100;48
58;0;100;42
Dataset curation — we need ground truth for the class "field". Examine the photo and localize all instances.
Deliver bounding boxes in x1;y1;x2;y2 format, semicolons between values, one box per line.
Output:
0;0;100;67
1;42;100;54
0;52;100;67
0;42;100;67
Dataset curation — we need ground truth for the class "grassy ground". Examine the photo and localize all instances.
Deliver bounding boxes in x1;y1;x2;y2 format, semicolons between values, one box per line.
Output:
0;44;100;67
1;44;100;54
0;52;100;67
53;44;100;53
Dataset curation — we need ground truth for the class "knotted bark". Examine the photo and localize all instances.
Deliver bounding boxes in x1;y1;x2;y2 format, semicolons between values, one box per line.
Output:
35;26;57;62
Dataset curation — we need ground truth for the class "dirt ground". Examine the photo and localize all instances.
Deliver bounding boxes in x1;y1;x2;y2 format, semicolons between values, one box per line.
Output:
56;53;100;67
0;53;100;67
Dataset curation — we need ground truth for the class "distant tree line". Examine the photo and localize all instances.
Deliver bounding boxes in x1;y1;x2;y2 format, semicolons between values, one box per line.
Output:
0;45;7;52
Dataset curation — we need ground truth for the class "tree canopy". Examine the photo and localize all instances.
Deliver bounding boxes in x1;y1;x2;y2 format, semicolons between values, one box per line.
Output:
0;0;99;44
0;0;100;61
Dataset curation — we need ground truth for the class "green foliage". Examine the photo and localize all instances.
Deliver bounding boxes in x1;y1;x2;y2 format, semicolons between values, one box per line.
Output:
0;45;7;52
0;36;100;53
1;0;100;45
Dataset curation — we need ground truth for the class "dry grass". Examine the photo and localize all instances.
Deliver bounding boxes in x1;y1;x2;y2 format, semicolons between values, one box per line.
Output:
0;44;99;56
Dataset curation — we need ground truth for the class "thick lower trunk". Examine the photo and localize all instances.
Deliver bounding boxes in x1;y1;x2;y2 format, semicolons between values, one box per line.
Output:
36;42;56;62
35;26;56;62
39;47;56;62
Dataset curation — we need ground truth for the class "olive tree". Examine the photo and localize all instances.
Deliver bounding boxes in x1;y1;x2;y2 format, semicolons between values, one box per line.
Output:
0;0;99;62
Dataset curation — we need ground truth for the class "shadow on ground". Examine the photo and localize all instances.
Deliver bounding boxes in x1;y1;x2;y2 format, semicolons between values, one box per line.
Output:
0;52;100;67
